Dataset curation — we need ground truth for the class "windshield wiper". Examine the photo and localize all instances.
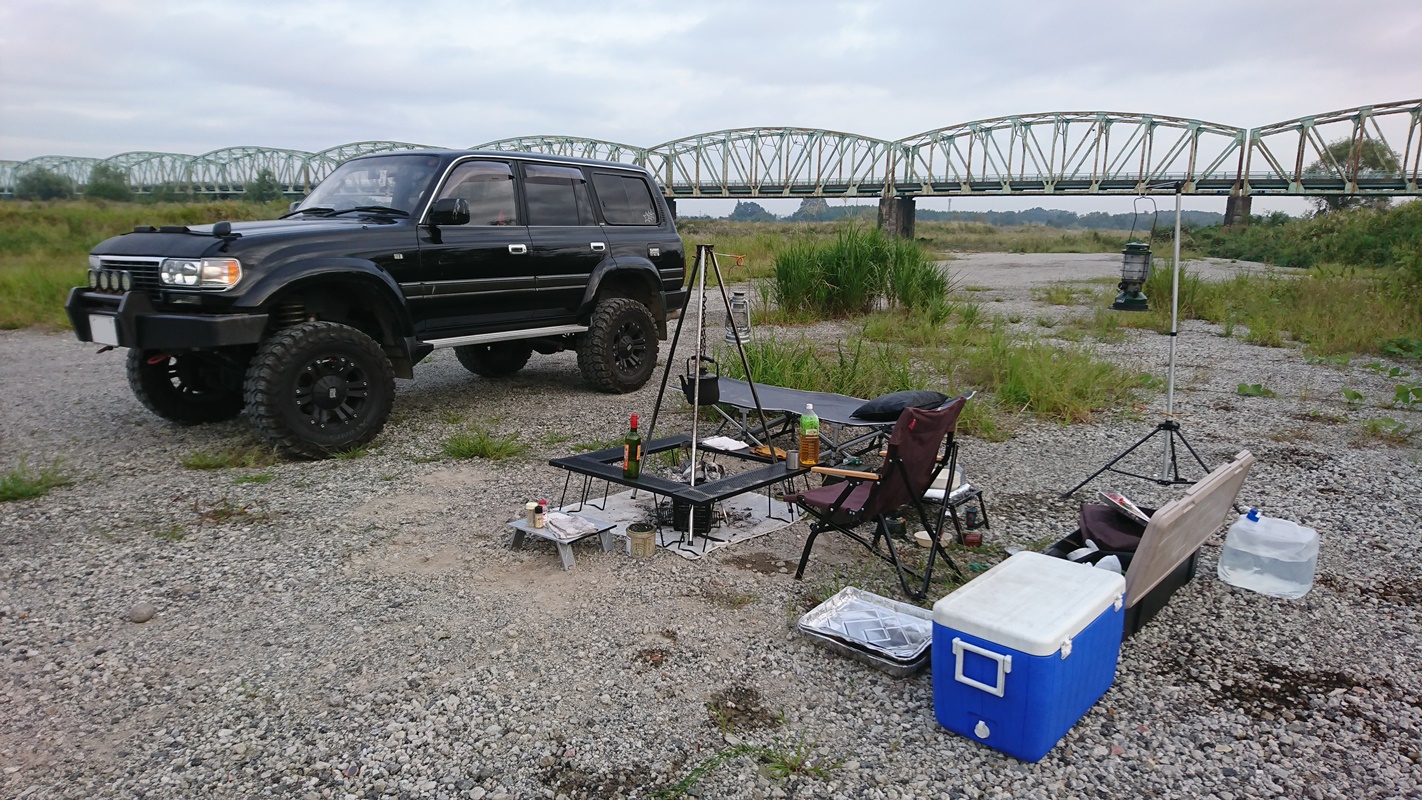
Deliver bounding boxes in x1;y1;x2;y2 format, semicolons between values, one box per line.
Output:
327;205;410;218
279;206;335;218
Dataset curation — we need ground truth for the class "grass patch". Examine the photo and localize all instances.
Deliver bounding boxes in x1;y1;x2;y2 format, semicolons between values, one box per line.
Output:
0;458;72;502
181;444;280;470
443;425;526;460
231;472;275;485
1121;263;1421;360
757;733;846;780
700;580;759;610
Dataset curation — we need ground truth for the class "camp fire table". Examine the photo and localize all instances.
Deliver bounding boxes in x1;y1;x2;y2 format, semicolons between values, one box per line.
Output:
549;434;811;546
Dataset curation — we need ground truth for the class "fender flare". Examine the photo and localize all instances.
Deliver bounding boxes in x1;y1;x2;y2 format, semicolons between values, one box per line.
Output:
578;258;665;322
233;258;415;340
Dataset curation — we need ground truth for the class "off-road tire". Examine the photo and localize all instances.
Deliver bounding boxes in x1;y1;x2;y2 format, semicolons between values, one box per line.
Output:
577;297;658;393
454;342;533;378
126;349;245;424
243;321;395;459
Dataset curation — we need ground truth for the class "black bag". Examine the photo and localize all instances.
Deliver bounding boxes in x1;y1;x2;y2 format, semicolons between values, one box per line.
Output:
1078;503;1151;553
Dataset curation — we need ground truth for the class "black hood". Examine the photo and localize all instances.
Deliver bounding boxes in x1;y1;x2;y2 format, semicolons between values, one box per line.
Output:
90;217;405;259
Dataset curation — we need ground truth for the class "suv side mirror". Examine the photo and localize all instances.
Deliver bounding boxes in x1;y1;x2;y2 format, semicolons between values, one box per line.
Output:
288;201;300;213
427;198;470;226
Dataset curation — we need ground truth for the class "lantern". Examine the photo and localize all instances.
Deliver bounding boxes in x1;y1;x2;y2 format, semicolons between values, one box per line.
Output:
1112;241;1151;312
724;290;752;344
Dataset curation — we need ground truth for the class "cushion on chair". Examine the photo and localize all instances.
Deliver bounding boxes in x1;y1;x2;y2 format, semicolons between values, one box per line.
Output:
852;390;950;421
787;481;874;515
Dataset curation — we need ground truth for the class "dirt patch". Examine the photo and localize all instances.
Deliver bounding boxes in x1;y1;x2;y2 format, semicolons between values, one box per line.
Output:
698;578;759;609
635;647;670;669
1316;573;1422;607
706;685;780;733
540;763;656;799
723;552;794;575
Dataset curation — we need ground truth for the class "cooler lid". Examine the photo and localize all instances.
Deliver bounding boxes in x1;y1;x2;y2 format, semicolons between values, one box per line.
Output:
933;552;1125;657
1125;450;1254;606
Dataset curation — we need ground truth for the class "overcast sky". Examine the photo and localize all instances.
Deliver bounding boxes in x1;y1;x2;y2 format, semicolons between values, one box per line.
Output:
2;0;1418;215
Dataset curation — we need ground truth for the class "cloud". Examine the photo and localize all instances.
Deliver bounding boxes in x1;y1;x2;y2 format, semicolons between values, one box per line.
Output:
1;0;1418;167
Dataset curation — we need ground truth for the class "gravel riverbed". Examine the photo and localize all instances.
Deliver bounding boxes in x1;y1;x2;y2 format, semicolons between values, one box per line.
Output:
2;253;1419;799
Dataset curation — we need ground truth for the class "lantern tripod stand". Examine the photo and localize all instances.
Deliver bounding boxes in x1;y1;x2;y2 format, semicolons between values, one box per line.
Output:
1060;182;1211;499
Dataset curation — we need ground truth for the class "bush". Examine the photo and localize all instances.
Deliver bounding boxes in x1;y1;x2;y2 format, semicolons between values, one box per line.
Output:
85;164;133;202
15;168;74;200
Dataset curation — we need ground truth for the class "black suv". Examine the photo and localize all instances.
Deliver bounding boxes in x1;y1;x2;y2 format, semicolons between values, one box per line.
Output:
67;150;687;457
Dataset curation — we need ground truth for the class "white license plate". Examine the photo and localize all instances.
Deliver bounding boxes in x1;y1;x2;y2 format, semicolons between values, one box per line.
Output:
89;314;119;346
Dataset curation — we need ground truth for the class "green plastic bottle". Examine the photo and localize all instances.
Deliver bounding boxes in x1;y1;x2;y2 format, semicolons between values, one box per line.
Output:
799;403;820;466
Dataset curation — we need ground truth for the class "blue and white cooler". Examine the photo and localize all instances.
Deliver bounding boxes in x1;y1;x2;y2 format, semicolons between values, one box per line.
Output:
931;551;1126;762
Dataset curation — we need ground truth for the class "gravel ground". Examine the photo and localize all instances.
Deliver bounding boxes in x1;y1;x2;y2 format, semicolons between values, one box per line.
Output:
2;253;1420;799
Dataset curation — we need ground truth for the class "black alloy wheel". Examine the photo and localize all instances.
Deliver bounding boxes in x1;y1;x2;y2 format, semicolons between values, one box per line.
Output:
578;297;658;393
244;321;395;458
126;349;245;424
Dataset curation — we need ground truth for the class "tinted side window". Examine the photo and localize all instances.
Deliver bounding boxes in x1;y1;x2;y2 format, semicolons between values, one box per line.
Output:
435;161;519;225
524;164;596;226
592;173;660;225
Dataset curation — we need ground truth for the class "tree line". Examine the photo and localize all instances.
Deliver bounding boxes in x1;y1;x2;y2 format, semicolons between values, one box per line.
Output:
8;165;288;202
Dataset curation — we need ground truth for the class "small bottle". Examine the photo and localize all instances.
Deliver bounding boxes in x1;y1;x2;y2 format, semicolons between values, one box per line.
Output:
622;414;643;479
799;403;820;467
534;501;547;529
964;506;980;530
524;501;538;526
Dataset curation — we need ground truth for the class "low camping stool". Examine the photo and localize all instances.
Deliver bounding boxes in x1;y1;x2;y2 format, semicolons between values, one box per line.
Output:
789;397;968;600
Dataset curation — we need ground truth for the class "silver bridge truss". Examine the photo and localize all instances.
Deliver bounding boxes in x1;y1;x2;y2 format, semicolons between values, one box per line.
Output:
2;100;1417;199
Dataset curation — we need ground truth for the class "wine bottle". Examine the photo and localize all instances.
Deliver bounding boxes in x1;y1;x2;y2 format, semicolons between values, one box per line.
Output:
623;413;643;479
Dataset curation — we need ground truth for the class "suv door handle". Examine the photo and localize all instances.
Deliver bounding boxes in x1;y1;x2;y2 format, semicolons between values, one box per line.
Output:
590;242;606;252
508;244;527;255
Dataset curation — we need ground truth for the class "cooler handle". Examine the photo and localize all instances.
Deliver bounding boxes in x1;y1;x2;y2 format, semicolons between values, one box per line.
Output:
952;637;1011;698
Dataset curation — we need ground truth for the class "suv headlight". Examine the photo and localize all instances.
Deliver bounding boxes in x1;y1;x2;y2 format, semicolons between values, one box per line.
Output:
160;258;242;289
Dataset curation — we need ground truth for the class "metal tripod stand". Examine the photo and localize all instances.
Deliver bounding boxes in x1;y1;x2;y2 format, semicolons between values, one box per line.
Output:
1060;183;1211;498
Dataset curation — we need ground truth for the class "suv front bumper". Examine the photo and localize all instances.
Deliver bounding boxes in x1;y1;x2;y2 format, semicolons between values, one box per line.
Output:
66;288;268;350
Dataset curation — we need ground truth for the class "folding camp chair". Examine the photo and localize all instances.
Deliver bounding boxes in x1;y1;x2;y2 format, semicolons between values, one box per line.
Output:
788;398;967;600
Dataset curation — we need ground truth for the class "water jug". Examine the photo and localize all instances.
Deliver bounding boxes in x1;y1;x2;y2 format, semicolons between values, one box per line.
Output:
1217;509;1319;599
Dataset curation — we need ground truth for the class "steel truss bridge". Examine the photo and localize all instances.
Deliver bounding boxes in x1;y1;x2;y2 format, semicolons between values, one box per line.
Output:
3;99;1418;204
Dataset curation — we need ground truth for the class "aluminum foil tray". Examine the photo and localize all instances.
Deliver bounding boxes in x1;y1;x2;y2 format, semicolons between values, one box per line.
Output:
797;587;933;664
798;625;929;677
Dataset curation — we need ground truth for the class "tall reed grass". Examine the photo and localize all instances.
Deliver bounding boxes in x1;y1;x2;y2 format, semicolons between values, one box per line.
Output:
769;225;948;319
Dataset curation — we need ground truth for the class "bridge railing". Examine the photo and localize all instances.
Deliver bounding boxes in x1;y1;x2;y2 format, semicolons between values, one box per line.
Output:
2;100;1419;198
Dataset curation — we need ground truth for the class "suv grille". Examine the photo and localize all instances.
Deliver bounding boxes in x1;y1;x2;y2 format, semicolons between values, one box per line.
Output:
96;256;163;292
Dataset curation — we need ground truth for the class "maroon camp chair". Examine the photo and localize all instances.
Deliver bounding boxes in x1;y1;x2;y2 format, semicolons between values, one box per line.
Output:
789;398;968;600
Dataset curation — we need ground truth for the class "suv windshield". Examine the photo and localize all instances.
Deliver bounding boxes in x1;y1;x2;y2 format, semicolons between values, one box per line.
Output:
296;154;441;216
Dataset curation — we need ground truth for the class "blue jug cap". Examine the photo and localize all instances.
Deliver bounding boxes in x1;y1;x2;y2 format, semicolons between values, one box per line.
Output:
1246;508;1260;522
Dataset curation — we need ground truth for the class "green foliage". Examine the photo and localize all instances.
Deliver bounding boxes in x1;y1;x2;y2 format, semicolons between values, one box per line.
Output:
85;164;133;202
443;426;525;460
0;458;72;502
15;167;74;200
1236;383;1277;398
1305;138;1401;214
182;444;281;470
1192;201;1422;274
244;168;284;203
727;200;776;222
1359;417;1416;445
770;224;947;319
1341;388;1365;405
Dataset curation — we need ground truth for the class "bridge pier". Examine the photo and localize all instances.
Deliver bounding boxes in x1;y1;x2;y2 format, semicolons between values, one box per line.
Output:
1224;194;1252;228
878;196;916;238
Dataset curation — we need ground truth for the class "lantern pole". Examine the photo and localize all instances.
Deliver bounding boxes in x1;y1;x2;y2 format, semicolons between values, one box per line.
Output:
1058;181;1211;498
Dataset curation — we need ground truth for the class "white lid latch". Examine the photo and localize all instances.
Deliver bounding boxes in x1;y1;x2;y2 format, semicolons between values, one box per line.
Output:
1060;637;1073;659
1114;593;1124;612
